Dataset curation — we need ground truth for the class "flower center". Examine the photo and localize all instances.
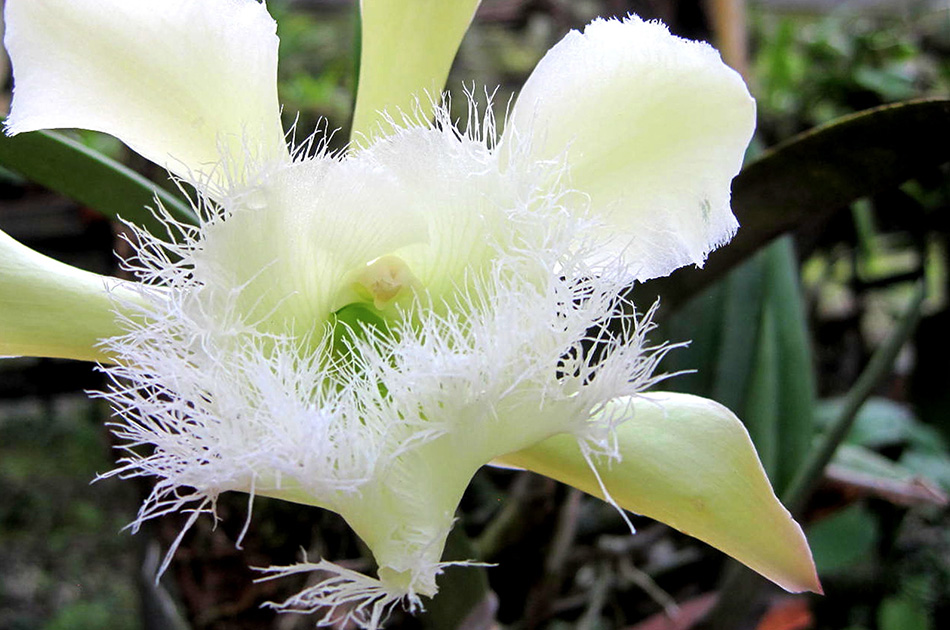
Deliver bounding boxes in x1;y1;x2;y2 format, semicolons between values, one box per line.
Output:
352;255;420;310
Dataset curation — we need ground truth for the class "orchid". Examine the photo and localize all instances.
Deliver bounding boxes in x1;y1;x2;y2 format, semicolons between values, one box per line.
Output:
1;0;819;627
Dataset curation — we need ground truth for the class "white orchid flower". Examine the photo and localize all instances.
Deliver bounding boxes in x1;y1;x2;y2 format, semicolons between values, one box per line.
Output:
1;0;819;627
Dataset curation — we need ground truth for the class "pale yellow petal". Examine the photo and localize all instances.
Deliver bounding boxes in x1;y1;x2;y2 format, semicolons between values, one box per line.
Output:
352;0;481;142
495;393;821;594
0;229;140;362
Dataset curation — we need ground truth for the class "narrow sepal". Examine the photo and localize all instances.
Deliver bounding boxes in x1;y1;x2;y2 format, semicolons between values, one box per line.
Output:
495;392;822;594
0;229;138;362
352;0;481;142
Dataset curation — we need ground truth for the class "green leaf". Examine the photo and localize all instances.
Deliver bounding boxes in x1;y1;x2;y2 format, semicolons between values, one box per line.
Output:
661;281;728;396
816;397;919;449
783;282;926;512
878;596;932;630
900;451;950;492
833;444;923;482
710;254;768;411
0;123;196;232
638;99;950;310
744;301;780;477
766;238;817;491
806;503;879;574
829;444;948;506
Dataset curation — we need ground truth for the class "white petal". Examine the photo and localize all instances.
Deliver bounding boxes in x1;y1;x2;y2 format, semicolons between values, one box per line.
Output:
4;0;288;184
193;156;430;330
355;125;504;299
501;16;756;281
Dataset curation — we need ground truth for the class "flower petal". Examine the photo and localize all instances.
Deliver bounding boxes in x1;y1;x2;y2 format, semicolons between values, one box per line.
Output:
192;155;430;333
495;392;822;594
0;229;139;362
501;16;756;281
4;0;288;184
352;0;481;142
354;124;505;301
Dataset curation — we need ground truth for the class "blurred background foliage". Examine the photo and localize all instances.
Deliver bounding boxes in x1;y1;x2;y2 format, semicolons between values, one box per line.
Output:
1;0;949;629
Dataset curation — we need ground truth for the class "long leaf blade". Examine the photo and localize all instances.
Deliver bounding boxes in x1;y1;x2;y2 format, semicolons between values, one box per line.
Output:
0;124;196;232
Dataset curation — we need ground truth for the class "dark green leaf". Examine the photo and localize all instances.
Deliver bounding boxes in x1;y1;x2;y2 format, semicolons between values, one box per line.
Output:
878;596;932;630
660;282;729;396
743;299;780;477
806;503;879;574
0;123;196;233
900;451;950;491
710;253;767;412
765;238;817;491
815;397;919;449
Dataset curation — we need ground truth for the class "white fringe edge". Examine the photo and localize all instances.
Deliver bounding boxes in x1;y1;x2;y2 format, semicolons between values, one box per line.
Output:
254;556;494;629
255;559;420;629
